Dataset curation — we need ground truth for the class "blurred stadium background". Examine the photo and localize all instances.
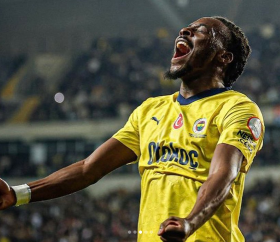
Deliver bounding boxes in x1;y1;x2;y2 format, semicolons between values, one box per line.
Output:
0;0;280;241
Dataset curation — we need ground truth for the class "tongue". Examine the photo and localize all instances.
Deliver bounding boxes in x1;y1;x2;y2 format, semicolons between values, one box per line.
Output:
177;43;189;55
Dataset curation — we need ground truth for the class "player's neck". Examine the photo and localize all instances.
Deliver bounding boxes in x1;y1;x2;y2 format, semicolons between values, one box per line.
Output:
179;77;224;99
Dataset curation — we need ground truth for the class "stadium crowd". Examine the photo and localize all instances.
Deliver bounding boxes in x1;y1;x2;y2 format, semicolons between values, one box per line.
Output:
29;36;174;121
0;55;26;122
0;189;140;242
240;179;280;242
0;179;280;242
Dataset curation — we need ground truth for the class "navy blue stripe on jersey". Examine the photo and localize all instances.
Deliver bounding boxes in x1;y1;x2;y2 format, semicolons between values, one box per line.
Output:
177;87;231;105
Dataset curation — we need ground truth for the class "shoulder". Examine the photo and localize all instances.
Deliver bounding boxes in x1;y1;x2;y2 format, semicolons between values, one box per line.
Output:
220;90;264;129
223;90;262;112
224;89;254;102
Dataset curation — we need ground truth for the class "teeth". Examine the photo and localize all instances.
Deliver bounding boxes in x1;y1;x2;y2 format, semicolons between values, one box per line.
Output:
177;41;188;48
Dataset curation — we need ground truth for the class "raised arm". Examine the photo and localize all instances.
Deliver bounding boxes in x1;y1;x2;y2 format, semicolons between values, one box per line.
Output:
0;138;137;209
158;143;243;242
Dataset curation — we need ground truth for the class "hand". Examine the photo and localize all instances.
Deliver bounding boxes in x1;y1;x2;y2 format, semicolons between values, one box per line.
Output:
0;178;16;209
158;216;191;242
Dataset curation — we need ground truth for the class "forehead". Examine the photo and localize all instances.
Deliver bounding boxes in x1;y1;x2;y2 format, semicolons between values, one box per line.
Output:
189;17;228;32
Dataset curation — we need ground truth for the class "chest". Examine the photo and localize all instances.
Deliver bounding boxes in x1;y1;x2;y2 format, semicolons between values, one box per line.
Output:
138;102;221;147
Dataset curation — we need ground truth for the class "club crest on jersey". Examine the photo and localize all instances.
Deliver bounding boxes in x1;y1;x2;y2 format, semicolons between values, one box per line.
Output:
173;113;183;129
193;118;207;133
247;117;262;140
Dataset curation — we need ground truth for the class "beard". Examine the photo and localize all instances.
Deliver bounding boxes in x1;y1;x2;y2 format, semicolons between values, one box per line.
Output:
164;64;192;80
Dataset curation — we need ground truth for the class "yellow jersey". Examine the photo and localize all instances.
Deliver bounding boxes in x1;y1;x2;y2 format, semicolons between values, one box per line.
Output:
113;88;264;242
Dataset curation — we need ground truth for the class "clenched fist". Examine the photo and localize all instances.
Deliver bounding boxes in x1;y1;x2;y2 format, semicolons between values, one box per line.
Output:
0;178;16;209
158;216;192;242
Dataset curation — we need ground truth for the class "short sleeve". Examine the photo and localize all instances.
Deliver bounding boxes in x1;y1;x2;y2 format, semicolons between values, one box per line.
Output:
218;101;264;173
113;106;141;161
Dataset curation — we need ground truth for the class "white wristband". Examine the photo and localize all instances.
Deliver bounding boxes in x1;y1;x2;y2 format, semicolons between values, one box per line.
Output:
11;184;31;206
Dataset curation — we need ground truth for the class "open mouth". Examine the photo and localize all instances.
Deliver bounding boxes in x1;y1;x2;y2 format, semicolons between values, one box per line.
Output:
173;40;192;59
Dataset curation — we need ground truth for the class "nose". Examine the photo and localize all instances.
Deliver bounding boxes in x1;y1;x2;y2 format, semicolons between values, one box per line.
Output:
179;27;193;37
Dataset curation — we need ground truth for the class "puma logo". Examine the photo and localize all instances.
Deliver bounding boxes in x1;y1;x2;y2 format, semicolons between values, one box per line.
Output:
151;116;162;125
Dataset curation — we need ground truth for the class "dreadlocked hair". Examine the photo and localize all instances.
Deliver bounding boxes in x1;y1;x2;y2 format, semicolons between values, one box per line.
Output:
213;16;251;87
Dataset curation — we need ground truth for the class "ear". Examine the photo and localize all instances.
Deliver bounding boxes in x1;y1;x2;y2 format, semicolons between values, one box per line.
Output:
217;50;233;65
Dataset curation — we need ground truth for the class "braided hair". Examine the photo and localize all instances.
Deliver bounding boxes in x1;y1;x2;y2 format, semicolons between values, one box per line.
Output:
213;16;251;87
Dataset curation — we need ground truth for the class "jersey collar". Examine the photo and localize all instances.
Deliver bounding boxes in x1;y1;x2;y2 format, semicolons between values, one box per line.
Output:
177;87;231;105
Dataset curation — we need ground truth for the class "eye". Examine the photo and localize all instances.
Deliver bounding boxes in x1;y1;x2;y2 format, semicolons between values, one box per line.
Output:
196;25;208;33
